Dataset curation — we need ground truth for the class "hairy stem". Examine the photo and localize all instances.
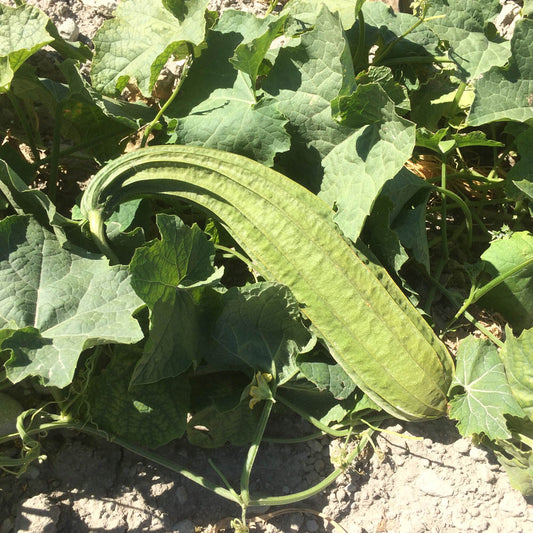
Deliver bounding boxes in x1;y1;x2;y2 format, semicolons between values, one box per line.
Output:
141;52;193;148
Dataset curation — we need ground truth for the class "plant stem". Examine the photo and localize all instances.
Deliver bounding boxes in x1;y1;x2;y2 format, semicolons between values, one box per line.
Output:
353;9;368;72
420;270;505;348
431;185;472;248
248;429;374;507
215;244;254;269
141;53;193;148
87;208;120;264
265;0;279;15
372;3;436;65
47;104;63;201
8;419;240;504
448;81;467;118
240;370;278;512
448;255;533;328
381;55;452;65
6;91;41;163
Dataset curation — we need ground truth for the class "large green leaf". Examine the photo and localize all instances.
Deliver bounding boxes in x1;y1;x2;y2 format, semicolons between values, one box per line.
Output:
359;1;441;61
425;0;510;82
206;282;313;383
168;10;290;166
500;327;533;421
187;392;259;448
229;13;287;93
494;439;533;497
263;5;355;186
10;60;155;161
85;345;190;448
449;336;524;440
319;84;415;241
380;168;432;271
129;214;222;384
0;3;53;92
282;0;364;29
479;231;533;332
0;216;144;388
296;346;356;401
362;195;410;275
467;19;533;126
91;0;210;96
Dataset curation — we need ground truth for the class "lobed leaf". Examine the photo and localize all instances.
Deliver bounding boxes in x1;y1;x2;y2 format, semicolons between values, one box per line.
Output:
0;216;144;388
206;282;313;384
449;336;524;440
0;3;53;92
479;231;533;332
500;327;533;421
167;10;290;166
129;214;222;384
85;345;190;448
425;0;511;82
467;19;533;126
91;0;210;96
320;84;416;241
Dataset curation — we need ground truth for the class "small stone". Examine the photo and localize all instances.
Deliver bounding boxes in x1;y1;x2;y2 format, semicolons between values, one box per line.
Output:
346;482;359;493
469;446;489;462
480;468;496;484
386;423;404;434
453;438;471;454
176;486;188;505
305;519;319;532
171;519;195;533
1;518;14;533
336;488;347;502
499;492;526;516
423;438;433;448
57;19;79;42
307;439;323;453
314;458;325;473
416;471;454;497
288;512;303;531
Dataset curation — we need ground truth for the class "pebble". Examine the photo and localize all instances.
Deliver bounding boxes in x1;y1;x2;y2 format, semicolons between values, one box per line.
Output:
469;446;489;462
480;467;497;484
57;19;79;41
499;492;526;516
0;518;14;533
305;519;319;532
176;486;188;505
453;438;471;454
416;471;455;497
170;519;195;533
288;512;303;531
307;439;323;453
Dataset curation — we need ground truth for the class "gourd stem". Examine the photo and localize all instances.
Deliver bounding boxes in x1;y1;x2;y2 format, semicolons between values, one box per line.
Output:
87;209;120;264
240;368;277;510
13;419;240;504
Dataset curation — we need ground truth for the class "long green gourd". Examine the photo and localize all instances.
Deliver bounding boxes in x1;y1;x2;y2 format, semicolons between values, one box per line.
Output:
80;145;454;421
